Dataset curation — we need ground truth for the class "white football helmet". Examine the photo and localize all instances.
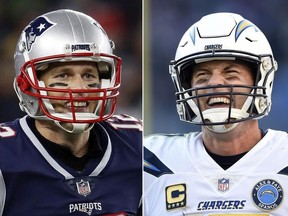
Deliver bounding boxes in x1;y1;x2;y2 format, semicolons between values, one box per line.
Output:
14;9;122;133
169;12;277;133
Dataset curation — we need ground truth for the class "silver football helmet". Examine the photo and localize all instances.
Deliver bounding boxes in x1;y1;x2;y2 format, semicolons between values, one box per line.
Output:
169;12;277;133
14;9;122;133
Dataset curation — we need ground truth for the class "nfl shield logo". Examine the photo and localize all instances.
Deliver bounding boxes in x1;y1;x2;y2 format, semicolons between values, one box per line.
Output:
76;179;91;197
218;178;229;192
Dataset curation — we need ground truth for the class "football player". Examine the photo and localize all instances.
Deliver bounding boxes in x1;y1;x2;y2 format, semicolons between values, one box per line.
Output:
0;9;142;215
144;12;288;215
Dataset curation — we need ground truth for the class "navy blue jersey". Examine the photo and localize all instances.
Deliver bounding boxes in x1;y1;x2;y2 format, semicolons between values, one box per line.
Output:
0;115;142;216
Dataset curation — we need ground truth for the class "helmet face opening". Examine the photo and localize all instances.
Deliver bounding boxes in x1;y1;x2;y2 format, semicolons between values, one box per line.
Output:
170;13;277;132
15;53;121;123
14;9;122;126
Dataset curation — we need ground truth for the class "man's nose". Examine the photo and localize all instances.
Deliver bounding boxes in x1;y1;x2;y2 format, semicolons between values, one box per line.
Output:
207;73;225;86
70;76;87;89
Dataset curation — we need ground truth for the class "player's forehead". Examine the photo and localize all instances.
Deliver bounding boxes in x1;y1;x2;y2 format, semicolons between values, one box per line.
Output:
37;61;99;77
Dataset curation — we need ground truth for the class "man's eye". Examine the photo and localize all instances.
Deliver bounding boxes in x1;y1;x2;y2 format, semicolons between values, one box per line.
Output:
226;70;240;78
195;72;208;79
55;73;68;79
195;78;208;85
194;70;208;77
197;73;207;78
227;70;238;73
83;73;99;80
84;74;94;78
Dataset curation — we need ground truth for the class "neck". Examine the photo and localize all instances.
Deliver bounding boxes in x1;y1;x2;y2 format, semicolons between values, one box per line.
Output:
201;120;262;156
35;120;90;157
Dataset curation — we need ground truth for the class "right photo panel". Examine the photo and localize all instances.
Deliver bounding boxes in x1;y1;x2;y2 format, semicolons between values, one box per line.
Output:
144;0;288;215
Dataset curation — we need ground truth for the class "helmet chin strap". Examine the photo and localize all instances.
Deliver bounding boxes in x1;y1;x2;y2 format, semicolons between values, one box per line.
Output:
205;124;238;133
206;93;254;133
52;112;97;133
185;92;253;133
199;107;250;133
201;108;240;133
54;121;94;134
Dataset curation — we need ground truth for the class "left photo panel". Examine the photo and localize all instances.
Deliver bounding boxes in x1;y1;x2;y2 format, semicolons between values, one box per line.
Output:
0;0;143;215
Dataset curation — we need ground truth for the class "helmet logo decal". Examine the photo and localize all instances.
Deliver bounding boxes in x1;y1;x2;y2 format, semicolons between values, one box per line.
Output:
188;26;196;45
204;44;223;51
235;20;258;42
71;44;91;52
24;16;55;51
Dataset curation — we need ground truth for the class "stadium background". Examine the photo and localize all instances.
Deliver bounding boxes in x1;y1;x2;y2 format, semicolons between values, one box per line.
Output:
144;0;288;135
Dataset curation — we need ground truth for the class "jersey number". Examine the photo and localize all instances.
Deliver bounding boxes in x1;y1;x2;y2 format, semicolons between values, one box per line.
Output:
0;126;16;138
107;114;142;131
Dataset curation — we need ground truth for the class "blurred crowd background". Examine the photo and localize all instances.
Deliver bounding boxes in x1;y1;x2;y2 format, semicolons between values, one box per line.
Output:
0;0;142;122
145;0;288;135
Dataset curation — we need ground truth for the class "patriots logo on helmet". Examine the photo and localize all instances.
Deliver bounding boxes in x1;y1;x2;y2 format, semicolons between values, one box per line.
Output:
24;16;54;51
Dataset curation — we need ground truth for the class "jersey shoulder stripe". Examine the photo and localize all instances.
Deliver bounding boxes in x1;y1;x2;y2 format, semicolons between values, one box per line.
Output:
144;147;173;177
278;166;288;176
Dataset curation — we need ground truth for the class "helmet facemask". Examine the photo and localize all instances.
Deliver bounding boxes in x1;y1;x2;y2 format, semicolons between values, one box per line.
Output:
14;53;121;133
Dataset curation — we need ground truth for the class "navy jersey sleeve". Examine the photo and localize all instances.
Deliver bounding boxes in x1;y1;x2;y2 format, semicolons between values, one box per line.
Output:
103;114;142;150
0;119;24;214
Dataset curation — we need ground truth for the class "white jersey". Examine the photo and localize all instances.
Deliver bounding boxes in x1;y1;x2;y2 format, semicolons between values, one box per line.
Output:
144;129;288;216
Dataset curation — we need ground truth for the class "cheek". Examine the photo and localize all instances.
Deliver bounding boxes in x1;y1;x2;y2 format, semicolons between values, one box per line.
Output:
45;90;66;98
191;89;206;106
240;73;254;86
232;87;252;108
190;78;199;88
43;89;70;106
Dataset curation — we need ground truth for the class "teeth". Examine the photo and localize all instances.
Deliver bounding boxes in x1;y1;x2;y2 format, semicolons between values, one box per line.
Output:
208;97;230;105
67;102;87;107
